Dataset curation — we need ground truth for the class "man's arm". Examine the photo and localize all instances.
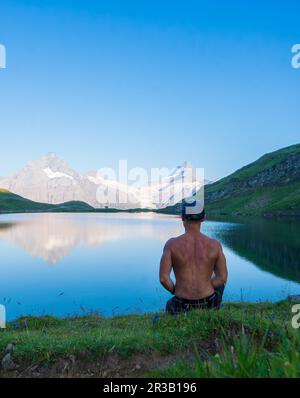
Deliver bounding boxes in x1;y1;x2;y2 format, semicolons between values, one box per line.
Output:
211;242;228;289
159;240;175;294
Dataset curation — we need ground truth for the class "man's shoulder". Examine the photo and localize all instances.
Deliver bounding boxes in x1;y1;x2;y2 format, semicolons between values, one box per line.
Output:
164;234;185;248
201;234;222;249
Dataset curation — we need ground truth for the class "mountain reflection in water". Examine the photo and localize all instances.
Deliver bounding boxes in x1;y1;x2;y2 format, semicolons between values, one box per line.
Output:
0;213;182;264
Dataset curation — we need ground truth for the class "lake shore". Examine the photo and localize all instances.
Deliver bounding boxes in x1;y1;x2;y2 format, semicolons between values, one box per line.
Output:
1;299;299;378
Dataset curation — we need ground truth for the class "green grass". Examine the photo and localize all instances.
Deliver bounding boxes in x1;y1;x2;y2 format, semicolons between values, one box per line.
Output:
206;143;300;194
0;190;55;212
1;300;299;377
0;190;154;214
147;333;300;378
0;190;98;213
203;144;300;217
206;181;300;217
160;144;300;218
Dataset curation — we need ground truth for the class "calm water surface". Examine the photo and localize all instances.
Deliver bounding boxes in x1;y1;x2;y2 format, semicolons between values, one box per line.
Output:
0;213;300;320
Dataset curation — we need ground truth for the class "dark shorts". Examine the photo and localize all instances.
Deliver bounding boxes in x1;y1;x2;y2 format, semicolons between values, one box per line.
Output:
166;284;225;315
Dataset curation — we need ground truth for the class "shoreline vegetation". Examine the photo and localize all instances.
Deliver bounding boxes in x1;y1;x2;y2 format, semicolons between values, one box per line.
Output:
0;188;299;220
0;188;154;215
1;299;300;378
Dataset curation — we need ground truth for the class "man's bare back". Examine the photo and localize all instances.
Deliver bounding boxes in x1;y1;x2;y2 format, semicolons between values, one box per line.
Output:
159;217;228;303
167;231;225;299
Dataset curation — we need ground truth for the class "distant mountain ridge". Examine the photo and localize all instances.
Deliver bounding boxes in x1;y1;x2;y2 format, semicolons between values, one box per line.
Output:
2;145;299;217
0;154;204;210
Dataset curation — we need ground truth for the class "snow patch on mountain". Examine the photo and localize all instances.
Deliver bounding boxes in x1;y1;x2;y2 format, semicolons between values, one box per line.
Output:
44;167;74;181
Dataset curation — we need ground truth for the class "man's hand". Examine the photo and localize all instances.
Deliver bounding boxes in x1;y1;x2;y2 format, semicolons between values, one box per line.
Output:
159;239;176;295
211;242;228;289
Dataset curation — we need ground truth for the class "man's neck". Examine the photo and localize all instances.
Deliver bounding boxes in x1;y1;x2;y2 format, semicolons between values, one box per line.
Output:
185;223;201;234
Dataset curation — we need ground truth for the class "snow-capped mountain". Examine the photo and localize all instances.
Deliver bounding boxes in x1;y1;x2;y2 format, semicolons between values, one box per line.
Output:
0;153;90;205
0;154;207;209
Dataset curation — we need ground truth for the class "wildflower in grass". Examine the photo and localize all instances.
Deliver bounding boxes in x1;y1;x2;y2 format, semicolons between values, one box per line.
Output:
152;314;160;325
12;323;20;330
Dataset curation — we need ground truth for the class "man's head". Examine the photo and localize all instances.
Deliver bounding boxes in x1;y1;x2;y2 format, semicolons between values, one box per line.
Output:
181;199;205;229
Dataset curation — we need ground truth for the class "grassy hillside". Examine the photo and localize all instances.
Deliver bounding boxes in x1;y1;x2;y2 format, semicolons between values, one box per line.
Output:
0;300;299;378
207;144;300;193
206;182;300;217
0;189;153;214
159;144;300;218
0;190;55;212
0;190;95;213
204;144;300;217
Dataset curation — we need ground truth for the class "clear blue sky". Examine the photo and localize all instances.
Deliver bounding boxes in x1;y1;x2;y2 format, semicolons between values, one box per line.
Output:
0;0;299;180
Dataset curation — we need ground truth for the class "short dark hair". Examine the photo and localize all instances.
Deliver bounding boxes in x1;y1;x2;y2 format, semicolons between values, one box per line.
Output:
182;211;205;222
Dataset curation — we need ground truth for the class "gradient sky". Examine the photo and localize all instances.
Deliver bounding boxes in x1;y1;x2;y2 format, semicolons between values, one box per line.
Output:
0;0;299;180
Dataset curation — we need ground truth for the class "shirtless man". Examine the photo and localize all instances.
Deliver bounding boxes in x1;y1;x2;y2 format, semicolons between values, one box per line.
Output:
159;201;228;314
